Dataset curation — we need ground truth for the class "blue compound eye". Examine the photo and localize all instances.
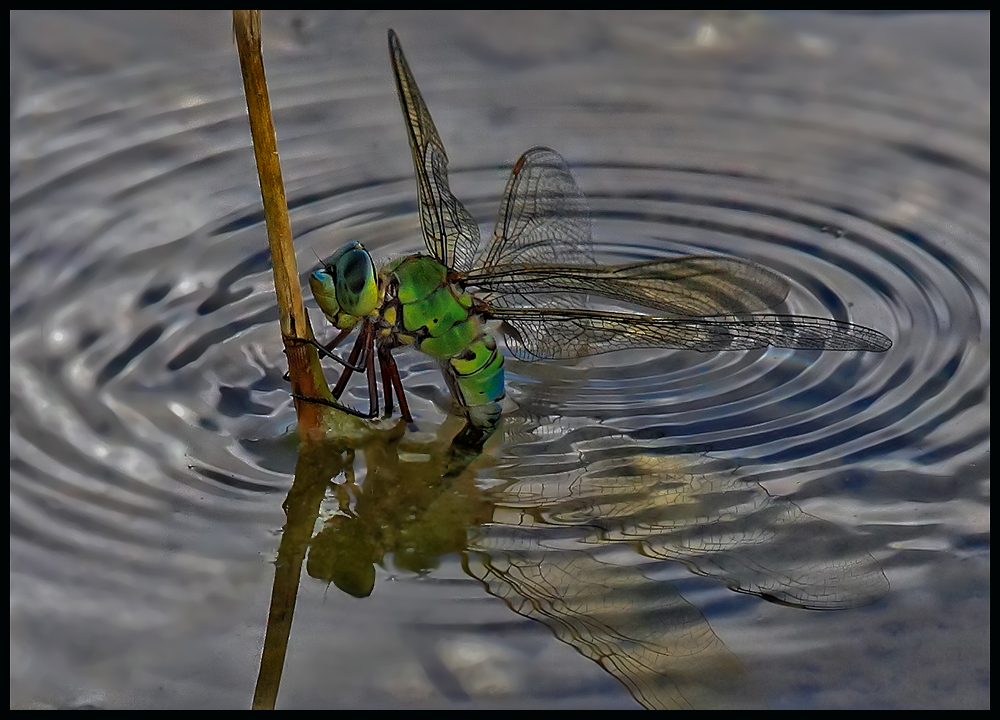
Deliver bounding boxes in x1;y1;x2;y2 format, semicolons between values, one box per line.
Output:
334;245;378;317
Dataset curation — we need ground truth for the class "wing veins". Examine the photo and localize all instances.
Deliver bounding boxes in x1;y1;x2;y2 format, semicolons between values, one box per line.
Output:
389;30;480;271
462;257;792;316
489;306;893;360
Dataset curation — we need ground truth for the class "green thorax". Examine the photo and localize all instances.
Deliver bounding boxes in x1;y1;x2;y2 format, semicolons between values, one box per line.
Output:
379;254;477;359
378;254;505;421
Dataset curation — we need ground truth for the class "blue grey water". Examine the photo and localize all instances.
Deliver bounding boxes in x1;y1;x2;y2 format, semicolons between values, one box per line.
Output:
10;10;989;709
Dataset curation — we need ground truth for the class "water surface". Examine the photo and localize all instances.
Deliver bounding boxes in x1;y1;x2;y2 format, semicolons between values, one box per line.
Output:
10;10;989;709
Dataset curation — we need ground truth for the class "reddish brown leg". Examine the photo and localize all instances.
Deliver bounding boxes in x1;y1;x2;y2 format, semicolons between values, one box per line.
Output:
363;324;379;418
282;326;360;383
323;326;354;354
332;326;370;398
299;321;411;423
379;348;395;417
295;322;379;419
378;347;413;423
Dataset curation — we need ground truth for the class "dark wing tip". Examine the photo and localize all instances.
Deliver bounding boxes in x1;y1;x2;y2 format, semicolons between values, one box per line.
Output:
808;320;893;353
388;29;403;62
861;327;893;353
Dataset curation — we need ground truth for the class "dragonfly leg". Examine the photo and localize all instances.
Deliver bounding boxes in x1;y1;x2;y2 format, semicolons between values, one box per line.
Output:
291;323;379;419
321;326;354;353
292;322;412;424
283;327;360;381
378;346;395;418
332;326;371;398
300;336;367;372
290;391;378;420
378;346;413;423
363;323;379;419
315;327;365;371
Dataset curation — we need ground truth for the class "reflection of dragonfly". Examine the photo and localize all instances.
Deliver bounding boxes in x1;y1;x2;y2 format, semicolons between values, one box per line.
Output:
301;30;892;434
304;420;887;709
467;428;889;709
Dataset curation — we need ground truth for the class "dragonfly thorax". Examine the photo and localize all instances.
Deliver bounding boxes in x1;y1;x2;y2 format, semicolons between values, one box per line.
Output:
378;254;477;354
378;254;505;425
310;241;380;329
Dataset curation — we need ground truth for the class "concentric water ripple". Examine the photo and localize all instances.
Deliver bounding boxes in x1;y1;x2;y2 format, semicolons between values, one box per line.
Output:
11;11;988;710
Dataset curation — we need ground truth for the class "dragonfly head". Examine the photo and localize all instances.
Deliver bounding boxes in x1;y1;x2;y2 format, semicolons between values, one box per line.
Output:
310;241;379;327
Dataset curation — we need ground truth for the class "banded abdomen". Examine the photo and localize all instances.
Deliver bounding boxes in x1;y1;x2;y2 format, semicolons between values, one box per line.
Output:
380;255;504;428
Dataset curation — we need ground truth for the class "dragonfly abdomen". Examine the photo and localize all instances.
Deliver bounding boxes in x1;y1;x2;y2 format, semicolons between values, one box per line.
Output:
443;335;505;428
382;255;505;427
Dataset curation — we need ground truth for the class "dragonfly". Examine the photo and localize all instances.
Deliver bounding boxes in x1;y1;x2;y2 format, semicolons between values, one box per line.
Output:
298;29;892;435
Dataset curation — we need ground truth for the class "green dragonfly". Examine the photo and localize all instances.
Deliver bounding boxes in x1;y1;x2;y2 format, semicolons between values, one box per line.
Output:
300;30;892;434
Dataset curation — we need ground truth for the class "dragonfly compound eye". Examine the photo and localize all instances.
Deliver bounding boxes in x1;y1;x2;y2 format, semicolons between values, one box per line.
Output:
335;246;379;317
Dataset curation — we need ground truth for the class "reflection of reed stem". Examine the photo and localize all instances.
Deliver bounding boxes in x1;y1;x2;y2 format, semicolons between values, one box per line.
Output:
233;10;354;440
252;446;347;709
233;9;381;711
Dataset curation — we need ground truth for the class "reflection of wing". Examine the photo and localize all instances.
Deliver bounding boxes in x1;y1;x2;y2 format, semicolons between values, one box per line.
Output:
467;524;761;710
494;440;889;610
388;30;480;272
489;307;894;361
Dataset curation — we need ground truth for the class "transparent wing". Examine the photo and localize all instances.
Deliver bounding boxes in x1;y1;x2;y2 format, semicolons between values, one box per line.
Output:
388;30;480;271
489;307;893;361
462;146;790;315
464;256;791;316
476;147;595;272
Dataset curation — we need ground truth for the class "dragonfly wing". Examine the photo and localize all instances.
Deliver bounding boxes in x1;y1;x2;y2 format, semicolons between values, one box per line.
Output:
476;147;595;281
464;256;791;316
490;307;893;360
463;146;790;315
388;30;480;272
